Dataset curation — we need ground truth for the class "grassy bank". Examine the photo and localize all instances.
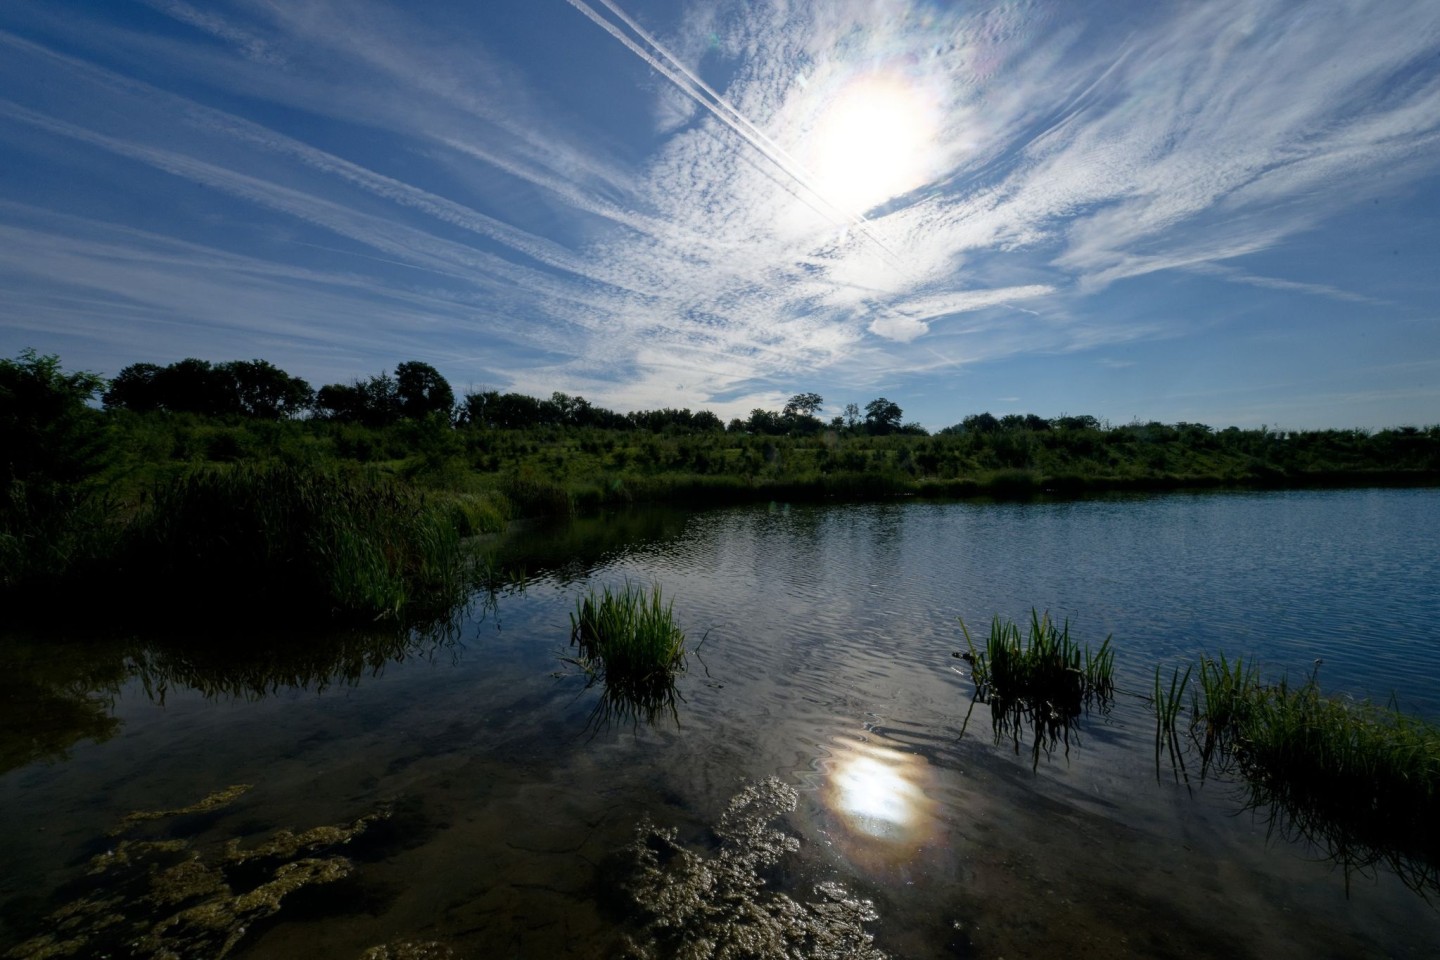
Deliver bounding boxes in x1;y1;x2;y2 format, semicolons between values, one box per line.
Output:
4;464;481;626
93;410;1440;517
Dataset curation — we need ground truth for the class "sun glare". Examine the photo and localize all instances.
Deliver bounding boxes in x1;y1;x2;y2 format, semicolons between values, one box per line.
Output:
806;74;941;216
824;739;935;843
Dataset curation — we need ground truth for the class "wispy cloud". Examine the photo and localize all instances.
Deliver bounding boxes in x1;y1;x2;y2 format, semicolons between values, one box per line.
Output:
0;0;1437;422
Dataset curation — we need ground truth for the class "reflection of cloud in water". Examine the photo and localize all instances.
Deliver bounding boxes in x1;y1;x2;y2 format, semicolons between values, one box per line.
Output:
824;739;936;846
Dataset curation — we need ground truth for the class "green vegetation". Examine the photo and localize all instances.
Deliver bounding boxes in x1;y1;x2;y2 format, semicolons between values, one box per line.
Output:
957;612;1115;768
1155;656;1440;896
118;465;471;623
569;582;687;719
5;347;1439;625
1;349;112;594
961;611;1115;706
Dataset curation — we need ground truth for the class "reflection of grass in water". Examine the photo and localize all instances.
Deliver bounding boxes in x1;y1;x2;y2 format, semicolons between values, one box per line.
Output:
956;612;1115;769
0;636;127;774
569;582;686;714
2;785;453;960
621;778;887;959
583;678;681;736
1155;656;1440;898
0;620;462;778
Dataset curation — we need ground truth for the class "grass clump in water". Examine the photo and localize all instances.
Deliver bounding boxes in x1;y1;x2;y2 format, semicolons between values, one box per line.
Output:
569;582;687;706
957;612;1115;768
1155;656;1440;896
960;610;1114;708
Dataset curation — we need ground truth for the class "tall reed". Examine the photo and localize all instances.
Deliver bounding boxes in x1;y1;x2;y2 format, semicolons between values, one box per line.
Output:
1153;654;1440;896
119;464;470;622
961;611;1115;709
569;582;686;702
958;611;1115;768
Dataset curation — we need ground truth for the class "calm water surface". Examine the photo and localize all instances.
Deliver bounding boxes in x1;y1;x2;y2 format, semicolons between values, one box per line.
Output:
2;487;1438;957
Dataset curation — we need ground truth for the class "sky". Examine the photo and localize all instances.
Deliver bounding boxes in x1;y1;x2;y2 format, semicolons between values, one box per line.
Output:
1;0;1438;431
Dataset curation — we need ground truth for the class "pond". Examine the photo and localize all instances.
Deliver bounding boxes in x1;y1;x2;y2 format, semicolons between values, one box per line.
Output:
2;487;1438;958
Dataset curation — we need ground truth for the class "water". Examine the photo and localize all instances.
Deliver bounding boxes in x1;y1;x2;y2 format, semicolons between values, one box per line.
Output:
2;487;1438;957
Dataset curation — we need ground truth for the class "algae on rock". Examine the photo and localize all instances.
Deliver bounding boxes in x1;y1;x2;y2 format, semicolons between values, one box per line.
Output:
4;786;390;960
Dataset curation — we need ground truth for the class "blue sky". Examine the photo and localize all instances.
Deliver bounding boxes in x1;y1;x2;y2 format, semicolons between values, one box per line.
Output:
1;0;1437;431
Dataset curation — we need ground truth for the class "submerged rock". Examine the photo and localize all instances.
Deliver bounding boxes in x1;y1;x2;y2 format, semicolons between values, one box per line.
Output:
4;787;390;960
621;777;887;960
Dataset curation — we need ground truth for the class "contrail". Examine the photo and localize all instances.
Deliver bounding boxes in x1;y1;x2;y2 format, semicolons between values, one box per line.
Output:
564;0;906;270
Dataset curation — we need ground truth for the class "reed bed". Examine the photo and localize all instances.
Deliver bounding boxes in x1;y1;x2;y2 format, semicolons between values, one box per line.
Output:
120;464;471;622
1155;655;1440;894
569;582;686;704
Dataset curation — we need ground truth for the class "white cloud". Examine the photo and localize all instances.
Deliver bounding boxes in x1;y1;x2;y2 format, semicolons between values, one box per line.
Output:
1;0;1438;415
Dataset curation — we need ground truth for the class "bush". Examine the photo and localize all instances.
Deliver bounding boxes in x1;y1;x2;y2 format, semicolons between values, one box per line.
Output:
0;350;111;595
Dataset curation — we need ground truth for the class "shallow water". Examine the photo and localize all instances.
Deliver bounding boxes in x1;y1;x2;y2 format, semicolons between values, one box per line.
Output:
2;487;1438;957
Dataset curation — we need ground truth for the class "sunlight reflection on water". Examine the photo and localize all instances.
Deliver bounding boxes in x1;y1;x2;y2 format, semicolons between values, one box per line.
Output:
823;738;937;847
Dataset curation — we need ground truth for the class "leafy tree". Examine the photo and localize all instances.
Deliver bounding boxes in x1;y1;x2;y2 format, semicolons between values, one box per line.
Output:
783;392;824;419
488;392;543;429
218;359;314;419
745;408;785;435
153;358;235;416
691;410;725;432
315;383;366;423
864;398;903;434
1;349;107;488
1053;414;1100;431
961;412;999;434
102;362;165;412
395;361;454;421
843;403;861;429
457;390;498;428
102;357;311;419
316;373;399;427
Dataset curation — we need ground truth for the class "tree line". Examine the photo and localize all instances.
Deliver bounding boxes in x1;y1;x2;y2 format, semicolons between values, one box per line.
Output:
97;356;927;436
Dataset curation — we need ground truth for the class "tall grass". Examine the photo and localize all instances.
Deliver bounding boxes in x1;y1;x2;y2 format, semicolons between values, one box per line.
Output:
961;611;1115;708
119;464;471;622
1154;656;1440;896
569;582;686;709
958;612;1115;767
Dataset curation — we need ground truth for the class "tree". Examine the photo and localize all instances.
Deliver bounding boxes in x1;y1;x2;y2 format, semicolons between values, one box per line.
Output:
153;358;235;416
746;408;784;435
1053;414;1100;431
962;412;1000;434
864;397;903;434
457;390;498;428
315;373;399;426
843;403;861;429
218;359;313;419
395;361;454;421
782;392;824;419
314;382;366;423
1;349;107;489
102;362;165;412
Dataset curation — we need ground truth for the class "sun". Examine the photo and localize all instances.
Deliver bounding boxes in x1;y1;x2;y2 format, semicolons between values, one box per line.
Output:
804;73;941;216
